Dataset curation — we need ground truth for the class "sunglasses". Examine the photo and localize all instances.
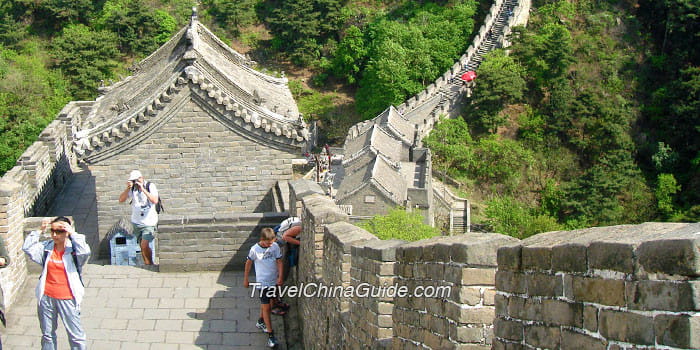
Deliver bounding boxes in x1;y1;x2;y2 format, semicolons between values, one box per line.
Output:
51;229;67;234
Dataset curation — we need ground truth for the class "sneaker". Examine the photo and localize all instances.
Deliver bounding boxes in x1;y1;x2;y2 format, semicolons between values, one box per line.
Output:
267;335;278;348
255;320;266;331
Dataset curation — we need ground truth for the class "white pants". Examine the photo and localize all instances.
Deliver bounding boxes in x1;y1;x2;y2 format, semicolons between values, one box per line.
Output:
37;295;87;350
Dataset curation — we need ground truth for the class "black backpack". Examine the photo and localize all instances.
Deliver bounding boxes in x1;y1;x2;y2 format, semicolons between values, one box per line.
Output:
145;182;165;214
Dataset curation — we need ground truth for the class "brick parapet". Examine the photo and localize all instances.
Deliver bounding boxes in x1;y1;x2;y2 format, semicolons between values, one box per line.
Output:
0;181;29;313
494;222;700;349
393;233;517;350
289;179;518;349
157;212;287;272
348;240;404;349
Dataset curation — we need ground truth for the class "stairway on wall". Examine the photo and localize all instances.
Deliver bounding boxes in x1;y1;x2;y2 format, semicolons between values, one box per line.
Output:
432;177;469;234
438;0;518;107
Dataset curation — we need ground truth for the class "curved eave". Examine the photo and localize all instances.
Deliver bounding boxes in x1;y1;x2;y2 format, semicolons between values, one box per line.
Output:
74;70;308;163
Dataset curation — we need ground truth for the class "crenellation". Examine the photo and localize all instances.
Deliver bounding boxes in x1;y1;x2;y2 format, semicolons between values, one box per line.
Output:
495;223;700;350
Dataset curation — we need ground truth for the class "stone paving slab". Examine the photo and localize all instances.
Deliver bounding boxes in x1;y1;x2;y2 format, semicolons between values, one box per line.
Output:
0;264;286;349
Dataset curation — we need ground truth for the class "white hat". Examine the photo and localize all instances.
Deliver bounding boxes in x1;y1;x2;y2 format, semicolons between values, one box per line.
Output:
128;170;143;181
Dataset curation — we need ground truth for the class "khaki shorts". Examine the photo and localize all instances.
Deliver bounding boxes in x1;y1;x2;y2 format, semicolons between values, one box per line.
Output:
132;223;156;243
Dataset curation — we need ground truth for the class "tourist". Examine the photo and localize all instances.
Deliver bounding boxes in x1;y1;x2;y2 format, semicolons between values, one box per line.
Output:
282;225;301;267
22;217;91;350
0;234;10;349
243;228;282;348
118;170;159;265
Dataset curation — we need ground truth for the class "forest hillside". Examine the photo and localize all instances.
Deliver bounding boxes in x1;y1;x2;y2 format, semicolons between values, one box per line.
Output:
0;0;697;236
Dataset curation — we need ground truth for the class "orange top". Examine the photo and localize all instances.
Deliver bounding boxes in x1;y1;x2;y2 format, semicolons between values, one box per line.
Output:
44;249;74;299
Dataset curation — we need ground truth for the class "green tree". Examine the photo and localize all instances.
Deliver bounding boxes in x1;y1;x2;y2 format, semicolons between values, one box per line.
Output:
470;135;533;192
265;0;347;65
94;0;177;56
355;39;418;118
468;50;526;132
330;25;367;85
484;196;561;239
560;150;652;227
656;173;680;218
50;24;121;99
37;0;95;24
422;117;473;174
511;21;574;88
0;43;71;174
13;0;96;29
354;1;476;119
203;0;260;36
0;14;28;47
359;207;440;241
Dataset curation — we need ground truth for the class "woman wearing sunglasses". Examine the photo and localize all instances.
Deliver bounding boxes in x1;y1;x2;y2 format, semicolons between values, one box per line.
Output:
23;216;91;350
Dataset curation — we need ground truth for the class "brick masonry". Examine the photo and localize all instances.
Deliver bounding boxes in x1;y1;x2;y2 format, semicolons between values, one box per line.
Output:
157;212;288;272
494;222;700;350
289;180;517;349
88;97;299;257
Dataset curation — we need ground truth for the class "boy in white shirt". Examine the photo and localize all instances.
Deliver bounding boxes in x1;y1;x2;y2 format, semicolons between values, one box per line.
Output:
243;228;282;348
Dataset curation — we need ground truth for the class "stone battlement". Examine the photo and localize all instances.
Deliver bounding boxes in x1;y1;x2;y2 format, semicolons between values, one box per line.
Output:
495;223;700;349
285;180;700;349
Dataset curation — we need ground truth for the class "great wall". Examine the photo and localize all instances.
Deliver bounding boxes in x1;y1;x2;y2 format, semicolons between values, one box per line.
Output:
0;2;698;349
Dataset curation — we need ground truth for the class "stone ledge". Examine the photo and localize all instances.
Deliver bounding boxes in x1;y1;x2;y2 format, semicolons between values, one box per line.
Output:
325;222;378;253
499;223;700;276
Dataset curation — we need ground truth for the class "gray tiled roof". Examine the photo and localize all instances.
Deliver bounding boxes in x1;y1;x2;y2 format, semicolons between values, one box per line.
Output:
343;125;402;165
336;105;419;205
72;15;306;160
335;154;406;204
375;106;415;145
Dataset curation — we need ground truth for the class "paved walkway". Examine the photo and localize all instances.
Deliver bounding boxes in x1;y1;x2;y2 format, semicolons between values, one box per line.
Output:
1;264;286;349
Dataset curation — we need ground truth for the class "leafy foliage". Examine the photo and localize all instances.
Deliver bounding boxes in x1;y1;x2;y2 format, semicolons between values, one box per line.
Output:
264;0;347;65
656;173;680;218
203;0;261;36
354;1;477;119
0;43;71;173
50;24;121;99
423;118;473;173
359;207;441;241
468;50;526;132
329;25;367;84
93;0;177;56
484;196;561;239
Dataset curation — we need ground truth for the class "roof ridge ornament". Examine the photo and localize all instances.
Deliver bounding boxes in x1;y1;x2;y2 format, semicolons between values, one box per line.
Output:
191;6;198;23
184;6;199;61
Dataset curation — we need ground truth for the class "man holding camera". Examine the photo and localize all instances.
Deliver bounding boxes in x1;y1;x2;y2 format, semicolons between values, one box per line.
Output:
118;170;159;265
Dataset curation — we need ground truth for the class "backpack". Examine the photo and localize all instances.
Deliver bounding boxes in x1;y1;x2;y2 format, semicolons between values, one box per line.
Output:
145;182;165;214
41;236;83;286
277;217;300;233
131;182;165;214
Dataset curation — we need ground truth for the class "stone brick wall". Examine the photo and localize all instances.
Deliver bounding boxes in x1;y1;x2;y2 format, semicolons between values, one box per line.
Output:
0;182;29;312
89;98;299;256
494;222;700;349
157;212;287;272
289;179;517;349
393;234;517;349
349;240;405;349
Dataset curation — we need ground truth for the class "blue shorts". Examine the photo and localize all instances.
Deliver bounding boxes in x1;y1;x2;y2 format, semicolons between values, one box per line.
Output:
132;223;156;243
